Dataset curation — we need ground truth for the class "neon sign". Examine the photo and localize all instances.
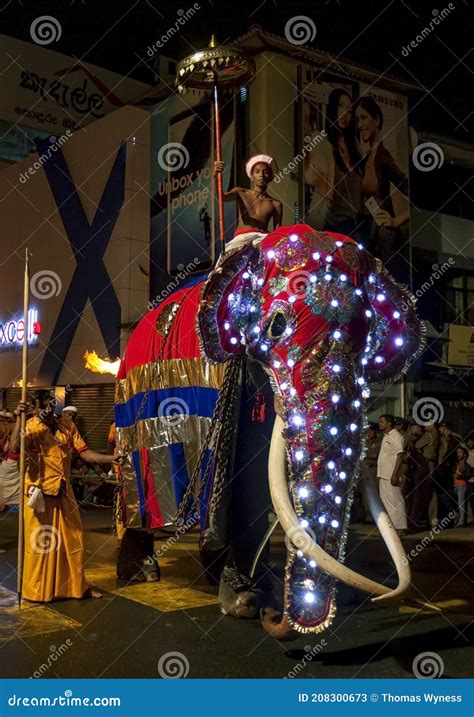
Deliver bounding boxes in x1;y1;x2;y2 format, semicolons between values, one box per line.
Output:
0;309;41;350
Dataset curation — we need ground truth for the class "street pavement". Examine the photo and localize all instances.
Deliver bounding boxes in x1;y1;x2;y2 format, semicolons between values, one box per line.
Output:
0;507;472;679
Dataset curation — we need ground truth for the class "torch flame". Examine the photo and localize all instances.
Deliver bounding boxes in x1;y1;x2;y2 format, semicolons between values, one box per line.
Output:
84;350;120;377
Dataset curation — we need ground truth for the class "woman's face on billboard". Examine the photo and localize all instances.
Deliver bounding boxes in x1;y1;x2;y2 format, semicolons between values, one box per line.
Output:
337;94;352;129
356;107;379;143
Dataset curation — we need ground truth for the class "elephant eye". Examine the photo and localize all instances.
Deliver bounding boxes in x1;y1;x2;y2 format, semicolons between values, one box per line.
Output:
269;311;287;339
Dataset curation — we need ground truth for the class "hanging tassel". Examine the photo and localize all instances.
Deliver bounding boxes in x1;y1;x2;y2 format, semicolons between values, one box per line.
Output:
251;392;266;423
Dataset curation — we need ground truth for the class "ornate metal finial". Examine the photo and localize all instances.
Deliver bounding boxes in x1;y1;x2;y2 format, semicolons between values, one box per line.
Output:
209;34;217;48
175;36;255;93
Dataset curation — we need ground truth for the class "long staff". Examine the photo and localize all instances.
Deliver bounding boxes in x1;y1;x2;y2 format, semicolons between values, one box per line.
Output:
17;248;29;608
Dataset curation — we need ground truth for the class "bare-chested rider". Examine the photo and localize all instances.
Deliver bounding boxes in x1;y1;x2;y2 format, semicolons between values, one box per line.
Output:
214;154;282;251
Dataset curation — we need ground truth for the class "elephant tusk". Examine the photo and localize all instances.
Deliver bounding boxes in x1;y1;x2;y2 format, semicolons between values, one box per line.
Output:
268;415;407;600
361;476;411;603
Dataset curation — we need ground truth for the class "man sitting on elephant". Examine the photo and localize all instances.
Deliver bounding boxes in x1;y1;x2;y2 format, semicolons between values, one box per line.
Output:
214;154;282;252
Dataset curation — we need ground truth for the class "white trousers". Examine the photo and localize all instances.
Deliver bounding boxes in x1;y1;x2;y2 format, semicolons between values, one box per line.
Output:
378;478;407;530
225;231;268;253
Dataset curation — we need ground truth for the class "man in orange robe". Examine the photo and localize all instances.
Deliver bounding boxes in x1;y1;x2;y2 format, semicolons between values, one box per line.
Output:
21;391;117;603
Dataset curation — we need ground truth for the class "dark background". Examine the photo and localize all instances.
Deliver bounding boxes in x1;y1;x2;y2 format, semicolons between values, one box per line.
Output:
1;0;472;138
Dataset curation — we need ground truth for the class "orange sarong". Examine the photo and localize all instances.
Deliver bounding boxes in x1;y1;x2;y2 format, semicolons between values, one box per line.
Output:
22;416;90;602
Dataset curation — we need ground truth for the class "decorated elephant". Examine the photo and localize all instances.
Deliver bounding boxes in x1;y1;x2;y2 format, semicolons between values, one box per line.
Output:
114;224;424;639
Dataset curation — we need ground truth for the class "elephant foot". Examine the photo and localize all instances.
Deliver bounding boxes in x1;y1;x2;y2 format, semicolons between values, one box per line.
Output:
218;566;262;619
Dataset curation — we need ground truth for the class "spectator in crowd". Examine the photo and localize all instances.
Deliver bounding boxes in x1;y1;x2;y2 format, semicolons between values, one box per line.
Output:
394;417;410;492
467;436;474;524
0;407;21;511
453;446;469;528
404;424;431;532
436;421;459;524
377;414;407;535
61;405;78;427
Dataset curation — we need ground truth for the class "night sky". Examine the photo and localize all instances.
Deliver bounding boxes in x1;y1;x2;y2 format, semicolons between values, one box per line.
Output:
1;0;472;139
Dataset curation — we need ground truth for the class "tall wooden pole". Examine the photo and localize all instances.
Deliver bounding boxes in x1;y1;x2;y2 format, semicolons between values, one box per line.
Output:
213;79;226;257
17;248;29;608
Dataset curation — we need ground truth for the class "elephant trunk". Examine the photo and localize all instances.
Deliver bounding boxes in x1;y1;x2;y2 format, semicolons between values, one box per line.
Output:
264;415;410;638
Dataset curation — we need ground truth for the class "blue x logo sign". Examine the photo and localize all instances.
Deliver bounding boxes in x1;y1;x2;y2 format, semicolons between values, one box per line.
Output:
37;138;126;384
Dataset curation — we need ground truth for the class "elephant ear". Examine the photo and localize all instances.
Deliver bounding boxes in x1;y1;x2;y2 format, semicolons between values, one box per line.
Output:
198;243;263;362
364;260;425;383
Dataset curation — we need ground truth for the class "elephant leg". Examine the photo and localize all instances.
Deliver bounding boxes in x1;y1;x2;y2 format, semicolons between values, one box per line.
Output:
219;359;276;617
116;528;160;583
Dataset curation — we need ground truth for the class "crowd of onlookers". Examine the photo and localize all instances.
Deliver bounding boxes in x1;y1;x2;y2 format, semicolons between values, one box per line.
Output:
0;406;117;511
356;414;474;535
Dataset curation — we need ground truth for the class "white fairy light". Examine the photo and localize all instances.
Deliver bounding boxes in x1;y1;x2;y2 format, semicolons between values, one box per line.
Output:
304;592;315;604
361;358;368;366
299;487;309;498
312;252;321;260
345;447;352;456
376;293;386;302
331;519;339;529
335;240;343;247
330;299;339;308
289;234;299;242
267;250;275;259
395;337;404;347
257;278;264;286
365;309;372;318
340;274;348;282
280;382;288;390
329;426;338;436
368;274;375;283
355;288;362;296
243;271;250;279
310;275;317;283
323;484;333;493
260;343;269;351
326;255;333;263
349;423;357;432
334;496;342;505
224;321;230;330
327;460;336;470
331;394;340;403
324;273;332;281
339;471;347;480
230;337;238;345
285;327;293;336
353;399;361;408
332;364;341;373
292;414;304;426
273;360;281;368
393;310;401;319
290;387;297;396
300;518;309;528
374;356;384;364
333;329;342;340
357;243;363;250
288;295;297;303
287;358;295;368
295;449;305;461
253;325;261;333
309;560;317;568
357;377;365;385
318;515;326;525
228;293;234;301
